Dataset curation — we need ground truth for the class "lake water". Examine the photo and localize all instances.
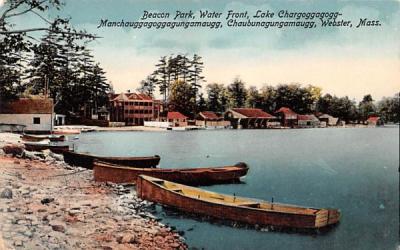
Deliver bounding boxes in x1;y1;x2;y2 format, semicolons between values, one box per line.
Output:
75;127;399;250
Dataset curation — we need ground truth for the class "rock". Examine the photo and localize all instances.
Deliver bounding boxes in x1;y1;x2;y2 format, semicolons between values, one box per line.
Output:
0;188;13;199
117;234;136;244
13;240;24;247
2;143;24;156
51;224;65;233
41;197;55;205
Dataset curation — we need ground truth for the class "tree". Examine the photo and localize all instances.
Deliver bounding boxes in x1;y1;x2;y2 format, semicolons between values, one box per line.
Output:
168;80;196;117
206;83;227;112
259;85;277;113
377;93;399;123
246;86;261;108
137;75;157;97
358;94;376;121
227;77;247;108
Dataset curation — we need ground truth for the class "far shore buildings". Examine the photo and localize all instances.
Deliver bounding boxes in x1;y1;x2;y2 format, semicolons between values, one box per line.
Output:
297;114;320;128
275;107;298;128
366;116;383;126
224;108;276;129
0;97;53;133
109;92;161;126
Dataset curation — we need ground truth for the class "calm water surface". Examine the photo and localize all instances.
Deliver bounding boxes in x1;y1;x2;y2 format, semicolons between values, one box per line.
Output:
76;127;399;250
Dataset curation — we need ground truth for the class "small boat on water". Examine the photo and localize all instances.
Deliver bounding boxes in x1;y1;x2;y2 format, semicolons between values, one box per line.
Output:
63;151;160;169
93;161;249;185
24;142;70;154
21;134;65;142
137;175;341;230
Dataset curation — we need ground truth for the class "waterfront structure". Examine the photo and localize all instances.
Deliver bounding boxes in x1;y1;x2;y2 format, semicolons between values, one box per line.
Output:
167;112;188;127
366;116;383;126
275;107;298;128
224;108;276;129
195;111;230;128
318;114;339;126
109;92;160;126
297;114;321;128
0;97;53;133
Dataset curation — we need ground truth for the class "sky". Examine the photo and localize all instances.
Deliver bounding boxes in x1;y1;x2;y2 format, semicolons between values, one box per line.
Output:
2;0;400;101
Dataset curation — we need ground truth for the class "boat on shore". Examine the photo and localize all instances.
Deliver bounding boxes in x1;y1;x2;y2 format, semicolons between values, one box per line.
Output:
24;142;70;154
63;151;160;169
137;175;341;230
21;134;66;142
93;161;249;185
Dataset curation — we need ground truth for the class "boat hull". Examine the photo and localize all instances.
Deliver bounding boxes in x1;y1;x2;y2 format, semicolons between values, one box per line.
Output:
63;151;160;169
22;134;65;142
93;161;249;185
137;175;340;230
24;143;70;154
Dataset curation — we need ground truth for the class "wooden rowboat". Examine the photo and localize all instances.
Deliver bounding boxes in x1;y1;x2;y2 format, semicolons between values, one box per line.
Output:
24;142;70;154
21;134;65;142
93;161;249;185
137;175;341;230
63;151;160;169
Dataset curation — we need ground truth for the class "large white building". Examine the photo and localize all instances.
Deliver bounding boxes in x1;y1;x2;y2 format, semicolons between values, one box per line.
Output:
0;97;54;133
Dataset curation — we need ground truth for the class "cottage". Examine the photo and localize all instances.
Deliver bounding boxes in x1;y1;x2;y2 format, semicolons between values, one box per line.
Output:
167;112;188;127
224;108;276;129
275;107;298;128
318;114;339;127
195;111;230;128
0;97;53;133
367;116;383;126
297;114;320;128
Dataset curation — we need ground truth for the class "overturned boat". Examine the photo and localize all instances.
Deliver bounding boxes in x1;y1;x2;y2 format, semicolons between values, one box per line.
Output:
137;175;341;230
21;134;66;142
93;161;249;185
63;151;160;169
24;142;70;154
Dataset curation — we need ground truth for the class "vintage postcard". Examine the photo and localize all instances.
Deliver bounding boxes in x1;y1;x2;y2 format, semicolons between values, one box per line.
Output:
0;0;399;249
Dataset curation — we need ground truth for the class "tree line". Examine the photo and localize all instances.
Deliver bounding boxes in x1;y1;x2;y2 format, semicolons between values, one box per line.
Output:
0;0;110;117
139;57;399;123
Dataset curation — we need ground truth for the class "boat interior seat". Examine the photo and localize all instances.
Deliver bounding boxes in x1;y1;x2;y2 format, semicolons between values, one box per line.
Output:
171;189;183;193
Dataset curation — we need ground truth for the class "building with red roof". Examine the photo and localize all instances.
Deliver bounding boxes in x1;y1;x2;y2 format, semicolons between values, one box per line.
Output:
275;107;298;127
366;116;383;126
167;111;188;127
195;111;231;128
224;108;276;129
109;92;161;126
297;114;320;128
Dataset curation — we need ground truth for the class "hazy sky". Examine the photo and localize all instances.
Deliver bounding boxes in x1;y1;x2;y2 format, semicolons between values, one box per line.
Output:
3;0;400;100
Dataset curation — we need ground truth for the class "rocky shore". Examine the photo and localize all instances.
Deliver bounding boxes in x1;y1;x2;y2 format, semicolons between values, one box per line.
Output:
0;133;187;250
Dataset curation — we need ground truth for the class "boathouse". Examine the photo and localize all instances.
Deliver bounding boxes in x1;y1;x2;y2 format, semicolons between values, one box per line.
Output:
0;97;53;133
275;107;298;128
366;116;383;126
297;114;320;128
224;108;276;129
167;112;188;127
195;111;230;128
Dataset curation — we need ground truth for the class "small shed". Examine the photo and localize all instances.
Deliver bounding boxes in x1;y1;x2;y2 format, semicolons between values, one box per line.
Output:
167;112;188;127
318;114;339;126
297;114;320;128
275;107;298;128
196;111;230;128
367;116;384;126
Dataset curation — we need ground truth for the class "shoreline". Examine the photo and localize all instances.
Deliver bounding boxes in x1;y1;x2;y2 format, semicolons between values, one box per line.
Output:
0;135;187;249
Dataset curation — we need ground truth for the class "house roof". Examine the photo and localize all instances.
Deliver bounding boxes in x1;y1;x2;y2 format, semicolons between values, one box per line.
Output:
199;111;220;120
275;107;298;116
111;93;153;102
367;116;380;122
0;98;53;114
231;108;275;118
167;111;187;120
319;114;335;119
297;114;319;121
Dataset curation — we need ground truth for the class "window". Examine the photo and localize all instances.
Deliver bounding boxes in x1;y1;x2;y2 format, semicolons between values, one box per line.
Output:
33;117;40;124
